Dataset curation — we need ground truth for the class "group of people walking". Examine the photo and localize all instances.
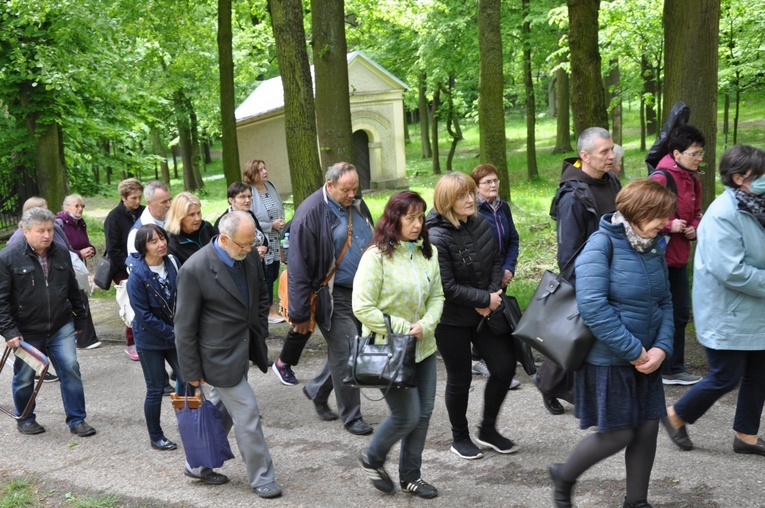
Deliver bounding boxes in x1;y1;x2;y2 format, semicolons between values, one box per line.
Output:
3;131;764;505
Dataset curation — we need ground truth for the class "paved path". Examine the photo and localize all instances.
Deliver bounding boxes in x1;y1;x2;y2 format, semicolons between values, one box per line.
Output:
1;298;763;507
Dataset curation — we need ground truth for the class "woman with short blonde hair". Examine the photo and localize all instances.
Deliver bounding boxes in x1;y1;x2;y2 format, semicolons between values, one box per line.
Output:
164;191;216;265
425;172;518;460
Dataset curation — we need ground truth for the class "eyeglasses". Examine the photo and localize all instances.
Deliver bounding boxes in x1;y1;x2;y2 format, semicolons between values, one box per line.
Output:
479;179;500;187
456;190;477;202
224;234;258;250
682;150;705;158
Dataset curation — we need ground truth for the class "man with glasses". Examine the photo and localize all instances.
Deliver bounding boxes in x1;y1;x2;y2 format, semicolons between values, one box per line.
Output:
279;162;375;436
174;211;281;498
537;127;622;415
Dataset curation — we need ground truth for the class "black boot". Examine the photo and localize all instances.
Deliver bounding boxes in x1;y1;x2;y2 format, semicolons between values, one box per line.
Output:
623;499;653;508
549;463;575;508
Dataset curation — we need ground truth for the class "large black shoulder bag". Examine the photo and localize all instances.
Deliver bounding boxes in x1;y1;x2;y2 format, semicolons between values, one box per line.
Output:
513;235;612;371
343;314;417;399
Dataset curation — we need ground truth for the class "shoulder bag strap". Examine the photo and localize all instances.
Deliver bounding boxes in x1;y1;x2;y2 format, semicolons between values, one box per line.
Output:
319;210;353;289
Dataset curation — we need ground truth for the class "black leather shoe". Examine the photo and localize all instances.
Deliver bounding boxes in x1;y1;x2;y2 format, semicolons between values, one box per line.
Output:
17;421;46;435
184;468;229;485
345;418;373;436
532;374;564;415
70;421;96;437
623;499;654;508
254;481;282;498
549;463;574;508
660;416;693;450
151;437;178;451
303;386;339;421
733;436;765;456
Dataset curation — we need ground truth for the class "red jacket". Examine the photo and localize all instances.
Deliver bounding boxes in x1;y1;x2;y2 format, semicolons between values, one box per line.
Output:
649;154;702;267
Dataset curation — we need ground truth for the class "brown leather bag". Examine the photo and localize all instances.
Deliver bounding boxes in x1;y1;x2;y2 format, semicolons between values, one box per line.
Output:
277;213;354;332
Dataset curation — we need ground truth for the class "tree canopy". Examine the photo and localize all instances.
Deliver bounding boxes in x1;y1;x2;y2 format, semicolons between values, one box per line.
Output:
2;0;764;212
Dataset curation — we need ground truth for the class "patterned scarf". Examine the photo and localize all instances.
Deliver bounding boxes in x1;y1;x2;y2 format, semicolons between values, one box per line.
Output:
734;188;765;228
611;212;655;253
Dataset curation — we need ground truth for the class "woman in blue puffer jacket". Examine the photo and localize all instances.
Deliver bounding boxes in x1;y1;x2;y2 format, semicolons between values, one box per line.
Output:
127;224;186;452
549;179;676;508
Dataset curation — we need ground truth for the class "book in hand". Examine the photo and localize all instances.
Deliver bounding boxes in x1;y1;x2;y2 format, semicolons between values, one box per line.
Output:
14;342;49;376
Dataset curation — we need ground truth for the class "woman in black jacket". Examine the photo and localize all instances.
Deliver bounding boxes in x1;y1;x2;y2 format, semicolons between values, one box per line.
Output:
425;172;518;460
164;191;217;265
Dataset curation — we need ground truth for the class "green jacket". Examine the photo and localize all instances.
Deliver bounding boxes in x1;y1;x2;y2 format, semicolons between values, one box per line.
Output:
352;241;445;363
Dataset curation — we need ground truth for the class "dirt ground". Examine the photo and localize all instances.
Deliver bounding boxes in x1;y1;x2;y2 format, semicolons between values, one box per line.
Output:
1;297;763;508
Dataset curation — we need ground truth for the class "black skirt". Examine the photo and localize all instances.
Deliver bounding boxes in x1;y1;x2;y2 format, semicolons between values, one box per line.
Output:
573;363;666;433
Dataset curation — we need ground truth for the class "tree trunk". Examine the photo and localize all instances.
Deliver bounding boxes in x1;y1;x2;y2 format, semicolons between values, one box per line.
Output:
431;87;441;175
203;139;212;164
268;0;323;206
173;90;195;191
607;58;622;146
403;102;410;144
151;126;171;184
444;77;463;173
477;0;508;197
723;92;730;148
552;35;573;154
642;55;657;136
523;0;538;179
218;0;241;187
547;76;557;118
171;145;179;179
33;121;69;210
567;0;608;136
639;94;646;151
311;0;355;168
188;99;204;189
19;90;69;209
733;74;740;145
418;72;432;158
664;0;720;209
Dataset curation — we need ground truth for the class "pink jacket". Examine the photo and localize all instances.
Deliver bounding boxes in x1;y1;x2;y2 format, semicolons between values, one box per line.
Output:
649;154;702;267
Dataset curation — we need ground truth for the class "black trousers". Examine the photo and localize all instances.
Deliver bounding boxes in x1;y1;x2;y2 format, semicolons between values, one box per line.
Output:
435;322;516;440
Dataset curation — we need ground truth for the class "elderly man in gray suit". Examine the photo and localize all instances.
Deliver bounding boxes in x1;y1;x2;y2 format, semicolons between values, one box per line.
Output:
175;211;281;499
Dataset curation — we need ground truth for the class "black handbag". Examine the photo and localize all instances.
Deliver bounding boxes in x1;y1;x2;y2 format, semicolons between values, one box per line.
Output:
512;236;612;370
343;314;417;397
512;269;594;370
93;256;113;290
503;295;537;376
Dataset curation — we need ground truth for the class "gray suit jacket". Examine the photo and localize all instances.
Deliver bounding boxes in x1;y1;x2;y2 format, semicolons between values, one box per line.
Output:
174;241;270;388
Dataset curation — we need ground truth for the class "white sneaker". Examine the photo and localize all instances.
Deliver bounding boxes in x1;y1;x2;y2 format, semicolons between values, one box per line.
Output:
84;341;102;350
268;314;286;324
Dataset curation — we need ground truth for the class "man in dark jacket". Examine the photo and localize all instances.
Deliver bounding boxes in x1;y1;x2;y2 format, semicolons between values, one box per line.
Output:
174;212;280;498
0;207;95;437
282;162;374;436
535;127;622;415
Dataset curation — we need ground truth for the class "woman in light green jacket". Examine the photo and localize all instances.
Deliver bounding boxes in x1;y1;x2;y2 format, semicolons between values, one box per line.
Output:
352;191;445;499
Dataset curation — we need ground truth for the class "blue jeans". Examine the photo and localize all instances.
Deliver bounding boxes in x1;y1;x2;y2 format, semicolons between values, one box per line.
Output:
137;347;186;441
366;354;437;483
13;322;87;428
674;347;765;435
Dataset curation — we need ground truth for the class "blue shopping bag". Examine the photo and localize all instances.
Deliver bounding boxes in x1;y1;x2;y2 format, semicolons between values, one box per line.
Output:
175;386;235;469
